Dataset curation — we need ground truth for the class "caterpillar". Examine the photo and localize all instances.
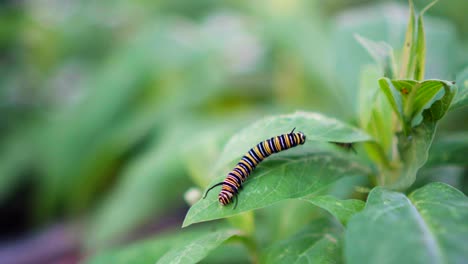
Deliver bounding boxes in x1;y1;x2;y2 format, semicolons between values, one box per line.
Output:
203;128;306;209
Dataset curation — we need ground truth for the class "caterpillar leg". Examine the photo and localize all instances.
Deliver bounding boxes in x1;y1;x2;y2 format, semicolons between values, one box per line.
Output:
203;182;224;199
233;195;239;209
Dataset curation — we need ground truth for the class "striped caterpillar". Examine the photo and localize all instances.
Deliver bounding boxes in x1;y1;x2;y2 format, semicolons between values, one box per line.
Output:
203;128;306;208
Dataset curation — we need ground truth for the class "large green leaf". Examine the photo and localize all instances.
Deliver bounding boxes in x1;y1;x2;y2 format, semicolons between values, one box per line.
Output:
260;215;343;264
183;150;372;227
85;224;234;264
392;79;456;189
156;229;241;264
302;195;365;226
183;112;373;227
345;182;468;264
254;175;368;248
214;111;372;171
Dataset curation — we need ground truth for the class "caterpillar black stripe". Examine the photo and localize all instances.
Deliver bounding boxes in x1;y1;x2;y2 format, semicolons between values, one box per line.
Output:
203;128;306;209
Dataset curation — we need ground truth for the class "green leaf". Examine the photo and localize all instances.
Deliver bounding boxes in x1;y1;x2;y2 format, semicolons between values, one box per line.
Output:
302;195;365;226
156;229;241;264
378;78;455;132
378;78;406;130
35;21;228;219
355;34;396;78
331;3;410;111
345;183;468;264
66;108;161;212
359;65;381;131
402;80;453;127
414;0;438;81
393;121;436;188
85;126;192;249
450;66;468;110
392;78;457;188
413;15;426;81
183;151;372;227
359;66;393;156
399;0;416;79
255;199;326;244
201;243;251;263
332;2;457;111
85;119;239;249
183;112;373;227
215;111;372;171
426;133;468;167
85;225;232;264
260;215;343;264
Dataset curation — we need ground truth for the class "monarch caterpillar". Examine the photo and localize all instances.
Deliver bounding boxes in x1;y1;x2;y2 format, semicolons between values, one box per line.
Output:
203;128;306;209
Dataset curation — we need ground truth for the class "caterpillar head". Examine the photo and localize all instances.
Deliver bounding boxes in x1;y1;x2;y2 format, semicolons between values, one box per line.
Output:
298;132;306;144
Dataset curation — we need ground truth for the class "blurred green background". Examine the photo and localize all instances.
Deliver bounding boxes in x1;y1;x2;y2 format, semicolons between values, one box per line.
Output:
0;0;466;263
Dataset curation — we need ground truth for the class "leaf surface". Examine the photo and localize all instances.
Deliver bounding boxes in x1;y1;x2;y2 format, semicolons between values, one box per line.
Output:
378;78;454;130
261;216;343;264
392;79;456;188
399;0;416;79
183;151;371;227
302;195;365;226
215;111;372;174
183;112;373;227
345;182;468;264
85;225;236;264
156;229;240;264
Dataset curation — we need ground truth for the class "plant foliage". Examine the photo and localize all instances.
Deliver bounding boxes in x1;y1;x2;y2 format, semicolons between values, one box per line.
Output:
0;0;466;263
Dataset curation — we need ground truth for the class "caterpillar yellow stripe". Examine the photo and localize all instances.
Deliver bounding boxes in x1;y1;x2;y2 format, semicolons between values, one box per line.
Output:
203;128;306;209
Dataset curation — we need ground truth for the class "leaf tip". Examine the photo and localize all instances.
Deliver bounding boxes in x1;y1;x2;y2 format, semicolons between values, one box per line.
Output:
420;0;439;15
181;218;192;228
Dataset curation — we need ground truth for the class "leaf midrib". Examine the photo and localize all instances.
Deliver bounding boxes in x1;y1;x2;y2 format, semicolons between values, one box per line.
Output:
295;234;338;264
405;196;446;264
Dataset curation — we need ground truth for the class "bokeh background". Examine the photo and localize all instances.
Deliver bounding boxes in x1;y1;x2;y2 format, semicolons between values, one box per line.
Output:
0;0;466;263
